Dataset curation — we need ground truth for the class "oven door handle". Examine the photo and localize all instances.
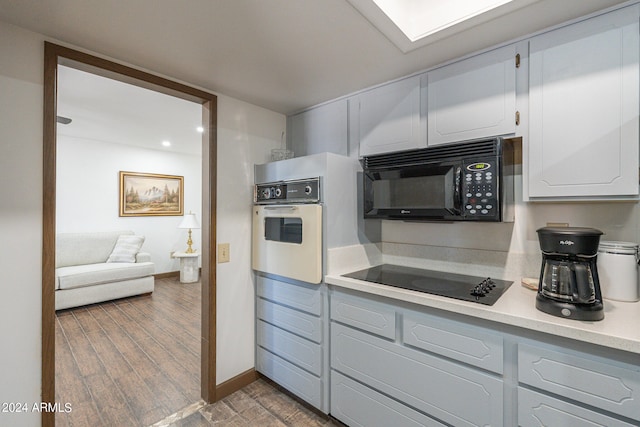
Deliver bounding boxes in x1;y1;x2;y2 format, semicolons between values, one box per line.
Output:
263;206;298;211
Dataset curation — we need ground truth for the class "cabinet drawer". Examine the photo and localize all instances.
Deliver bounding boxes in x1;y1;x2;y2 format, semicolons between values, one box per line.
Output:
257;298;321;344
331;291;396;340
519;387;637;427
257;320;322;376
519;343;640;421
403;309;503;373
256;347;322;410
331;323;503;427
256;276;322;316
331;371;446;427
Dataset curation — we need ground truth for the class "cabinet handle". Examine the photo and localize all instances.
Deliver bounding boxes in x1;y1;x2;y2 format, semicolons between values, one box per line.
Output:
515;111;520;126
515;53;521;68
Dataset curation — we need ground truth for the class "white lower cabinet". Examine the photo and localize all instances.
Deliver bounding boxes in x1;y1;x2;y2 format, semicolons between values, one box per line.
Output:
519;387;638;427
330;289;504;427
331;371;446;427
518;342;640;423
328;288;640;427
256;347;323;409
331;323;503;427
255;276;329;413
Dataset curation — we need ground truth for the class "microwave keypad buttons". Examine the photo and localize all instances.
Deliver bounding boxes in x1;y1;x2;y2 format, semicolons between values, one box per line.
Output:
462;160;497;218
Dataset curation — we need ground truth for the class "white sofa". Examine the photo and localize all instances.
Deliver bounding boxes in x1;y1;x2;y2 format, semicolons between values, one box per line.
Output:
55;230;155;310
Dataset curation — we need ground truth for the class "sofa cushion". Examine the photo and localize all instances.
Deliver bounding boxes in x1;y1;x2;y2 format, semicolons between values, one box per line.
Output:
56;231;134;268
107;235;145;263
56;262;155;290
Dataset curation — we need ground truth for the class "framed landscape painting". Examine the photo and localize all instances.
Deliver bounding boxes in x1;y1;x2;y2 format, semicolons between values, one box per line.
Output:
119;171;184;216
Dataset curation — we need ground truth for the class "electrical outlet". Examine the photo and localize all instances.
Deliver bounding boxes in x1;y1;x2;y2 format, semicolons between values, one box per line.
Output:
218;243;230;263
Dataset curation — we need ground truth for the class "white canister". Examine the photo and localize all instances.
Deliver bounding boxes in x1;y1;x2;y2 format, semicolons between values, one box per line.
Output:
597;241;640;302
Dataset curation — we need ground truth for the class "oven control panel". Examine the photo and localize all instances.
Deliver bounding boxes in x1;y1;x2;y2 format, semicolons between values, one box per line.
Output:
461;160;498;219
254;177;320;204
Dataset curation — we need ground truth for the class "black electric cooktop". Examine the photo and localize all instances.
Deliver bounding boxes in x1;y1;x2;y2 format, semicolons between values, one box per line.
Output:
343;264;513;306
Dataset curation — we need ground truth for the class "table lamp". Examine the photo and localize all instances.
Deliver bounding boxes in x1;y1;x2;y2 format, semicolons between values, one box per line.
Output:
178;212;200;253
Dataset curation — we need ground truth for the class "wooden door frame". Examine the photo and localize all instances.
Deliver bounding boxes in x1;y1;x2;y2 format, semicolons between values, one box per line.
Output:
42;42;217;427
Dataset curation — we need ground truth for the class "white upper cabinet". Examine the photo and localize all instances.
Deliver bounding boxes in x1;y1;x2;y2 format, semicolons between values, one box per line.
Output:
427;44;518;146
288;99;348;157
528;7;639;199
356;75;426;157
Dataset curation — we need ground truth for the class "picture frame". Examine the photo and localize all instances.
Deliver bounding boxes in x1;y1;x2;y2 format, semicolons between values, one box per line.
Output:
119;171;184;216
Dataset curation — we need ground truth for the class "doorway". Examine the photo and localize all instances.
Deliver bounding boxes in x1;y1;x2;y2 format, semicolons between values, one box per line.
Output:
42;42;217;427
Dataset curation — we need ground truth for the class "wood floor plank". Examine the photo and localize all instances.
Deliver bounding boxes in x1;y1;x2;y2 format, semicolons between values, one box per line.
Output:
55;277;201;426
57;310;107;378
127;298;200;359
84;329;134;379
100;301;193;412
55;317;93;405
83;372;139;426
114;301;201;391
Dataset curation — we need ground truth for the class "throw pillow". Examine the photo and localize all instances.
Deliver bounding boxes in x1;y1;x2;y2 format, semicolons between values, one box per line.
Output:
107;235;145;263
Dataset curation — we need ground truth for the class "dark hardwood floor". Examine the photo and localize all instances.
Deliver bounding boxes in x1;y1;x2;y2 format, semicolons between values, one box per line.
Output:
55;276;201;427
55;276;339;427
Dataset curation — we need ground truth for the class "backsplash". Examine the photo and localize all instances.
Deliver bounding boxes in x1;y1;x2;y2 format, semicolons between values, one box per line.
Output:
378;200;640;281
381;242;541;282
330;195;640;282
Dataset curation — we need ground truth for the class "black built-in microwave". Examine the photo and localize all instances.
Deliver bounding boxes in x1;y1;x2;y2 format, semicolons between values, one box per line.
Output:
362;137;514;222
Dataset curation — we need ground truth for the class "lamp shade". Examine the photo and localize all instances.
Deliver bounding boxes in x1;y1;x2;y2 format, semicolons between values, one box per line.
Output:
178;213;200;229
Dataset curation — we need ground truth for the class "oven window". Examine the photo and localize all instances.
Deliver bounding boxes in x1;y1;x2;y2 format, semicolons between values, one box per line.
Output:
264;217;303;244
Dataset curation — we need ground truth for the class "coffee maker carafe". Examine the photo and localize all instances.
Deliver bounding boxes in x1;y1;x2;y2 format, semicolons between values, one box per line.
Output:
536;227;604;321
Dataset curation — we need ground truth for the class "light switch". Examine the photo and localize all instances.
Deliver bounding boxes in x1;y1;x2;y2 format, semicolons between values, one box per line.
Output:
218;243;230;263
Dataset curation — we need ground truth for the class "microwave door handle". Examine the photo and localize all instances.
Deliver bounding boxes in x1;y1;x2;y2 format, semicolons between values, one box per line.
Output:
453;166;462;215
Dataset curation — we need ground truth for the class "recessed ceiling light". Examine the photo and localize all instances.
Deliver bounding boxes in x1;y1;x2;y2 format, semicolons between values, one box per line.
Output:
196;126;204;133
162;140;171;147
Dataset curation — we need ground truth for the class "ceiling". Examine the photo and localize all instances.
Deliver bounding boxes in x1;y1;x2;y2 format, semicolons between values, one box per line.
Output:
57;65;203;155
0;0;630;115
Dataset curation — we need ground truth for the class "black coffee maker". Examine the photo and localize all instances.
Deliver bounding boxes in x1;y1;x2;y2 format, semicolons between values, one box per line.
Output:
536;227;604;321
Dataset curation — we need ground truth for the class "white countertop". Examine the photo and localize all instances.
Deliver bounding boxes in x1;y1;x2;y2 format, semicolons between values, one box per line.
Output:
326;268;640;354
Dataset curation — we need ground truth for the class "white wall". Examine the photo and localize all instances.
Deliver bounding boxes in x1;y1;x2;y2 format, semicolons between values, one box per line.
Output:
0;20;283;426
216;94;283;383
0;21;45;427
56;136;202;273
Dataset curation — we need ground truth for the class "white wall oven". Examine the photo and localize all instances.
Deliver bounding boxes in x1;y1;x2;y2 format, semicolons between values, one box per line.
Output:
252;177;323;284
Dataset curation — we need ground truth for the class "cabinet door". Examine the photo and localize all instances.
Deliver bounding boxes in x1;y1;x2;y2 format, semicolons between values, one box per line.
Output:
528;7;639;198
331;290;397;340
331;371;447;427
288;99;348;157
427;44;517;146
331;323;503;427
357;75;425;156
256;347;323;410
519;387;637;427
518;343;640;422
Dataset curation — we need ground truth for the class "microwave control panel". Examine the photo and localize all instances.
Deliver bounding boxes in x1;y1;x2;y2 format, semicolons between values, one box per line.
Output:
254;177;320;204
461;160;499;219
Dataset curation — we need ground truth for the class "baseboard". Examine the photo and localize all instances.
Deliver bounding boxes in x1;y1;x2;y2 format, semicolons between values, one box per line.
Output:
154;271;179;279
215;368;260;401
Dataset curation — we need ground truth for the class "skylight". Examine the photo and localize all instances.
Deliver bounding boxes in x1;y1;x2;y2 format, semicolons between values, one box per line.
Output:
348;0;540;52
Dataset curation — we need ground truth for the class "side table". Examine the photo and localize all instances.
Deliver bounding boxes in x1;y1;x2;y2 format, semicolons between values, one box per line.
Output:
173;251;200;283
